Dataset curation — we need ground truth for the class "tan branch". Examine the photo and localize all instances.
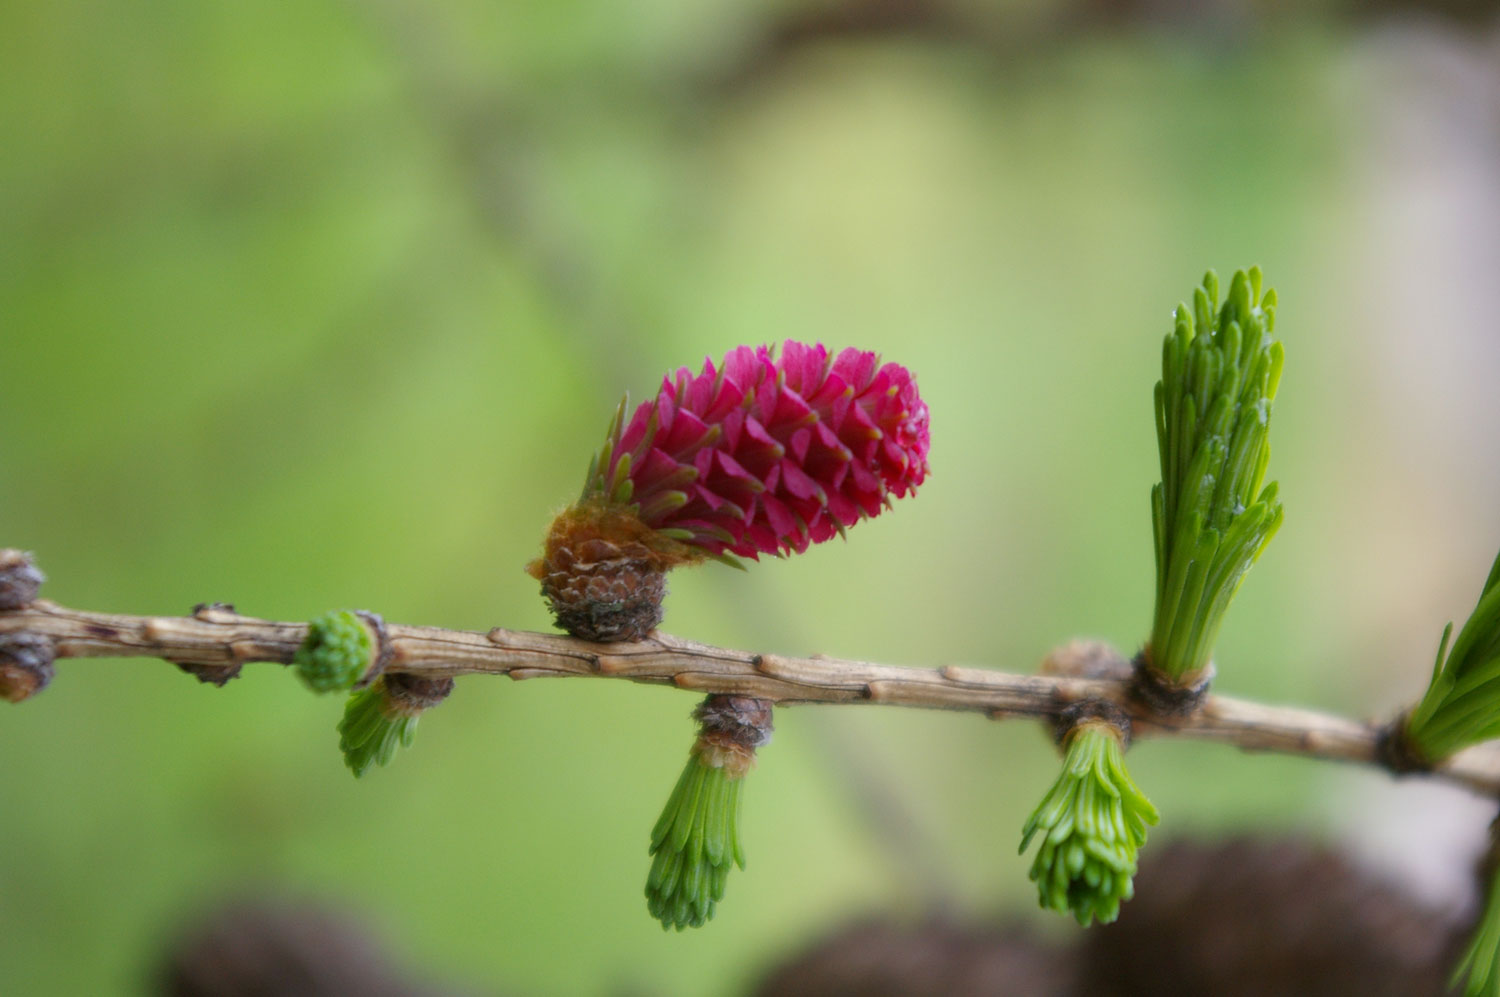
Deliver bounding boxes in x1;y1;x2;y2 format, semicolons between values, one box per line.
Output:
4;599;1498;796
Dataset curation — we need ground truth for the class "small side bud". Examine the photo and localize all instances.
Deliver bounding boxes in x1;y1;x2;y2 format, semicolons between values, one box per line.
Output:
294;610;387;694
1040;640;1132;681
0;550;45;610
337;672;454;778
175;661;243;687
646;695;773;930
0;632;57;703
175;604;245;686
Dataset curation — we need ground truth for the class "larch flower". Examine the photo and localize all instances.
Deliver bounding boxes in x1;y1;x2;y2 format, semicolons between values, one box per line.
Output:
530;341;930;642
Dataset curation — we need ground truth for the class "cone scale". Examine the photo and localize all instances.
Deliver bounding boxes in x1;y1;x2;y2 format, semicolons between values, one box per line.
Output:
530;341;931;642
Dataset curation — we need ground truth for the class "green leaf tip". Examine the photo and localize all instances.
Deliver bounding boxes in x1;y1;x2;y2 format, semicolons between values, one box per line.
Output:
1020;723;1159;926
1147;267;1284;682
645;751;749;931
338;677;418;778
1454;861;1500;997
1405;546;1500;763
580;394;631;502
294;610;373;693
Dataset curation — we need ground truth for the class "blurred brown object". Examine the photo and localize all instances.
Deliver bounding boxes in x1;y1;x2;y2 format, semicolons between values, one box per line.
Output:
752;918;1075;997
715;0;1500;99
1083;837;1465;997
156;897;459;997
754;838;1465;996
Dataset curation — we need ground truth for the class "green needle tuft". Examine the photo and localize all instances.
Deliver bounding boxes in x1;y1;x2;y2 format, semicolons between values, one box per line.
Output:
643;696;770;931
1020;722;1159;926
338;677;418;778
294;610;373;693
1405;547;1500;763
336;672;453;778
1455;859;1500;997
1148;267;1284;682
645;751;747;931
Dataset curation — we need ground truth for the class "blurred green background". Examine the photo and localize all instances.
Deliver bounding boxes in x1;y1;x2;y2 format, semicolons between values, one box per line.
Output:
5;1;1500;993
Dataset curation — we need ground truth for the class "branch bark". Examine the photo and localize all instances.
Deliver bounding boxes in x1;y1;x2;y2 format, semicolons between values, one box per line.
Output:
5;598;1498;796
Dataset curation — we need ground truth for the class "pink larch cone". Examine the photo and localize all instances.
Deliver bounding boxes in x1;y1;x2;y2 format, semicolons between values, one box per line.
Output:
529;340;931;642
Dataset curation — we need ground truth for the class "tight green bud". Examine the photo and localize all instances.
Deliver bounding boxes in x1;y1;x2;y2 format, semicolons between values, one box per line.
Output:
294;610;381;693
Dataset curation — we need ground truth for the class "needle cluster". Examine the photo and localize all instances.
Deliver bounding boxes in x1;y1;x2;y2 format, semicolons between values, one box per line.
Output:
1148;268;1284;683
1020;721;1159;926
1406;550;1500;763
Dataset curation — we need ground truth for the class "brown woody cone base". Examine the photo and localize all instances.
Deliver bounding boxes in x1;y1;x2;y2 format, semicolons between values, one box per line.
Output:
536;541;666;642
530;498;698;643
